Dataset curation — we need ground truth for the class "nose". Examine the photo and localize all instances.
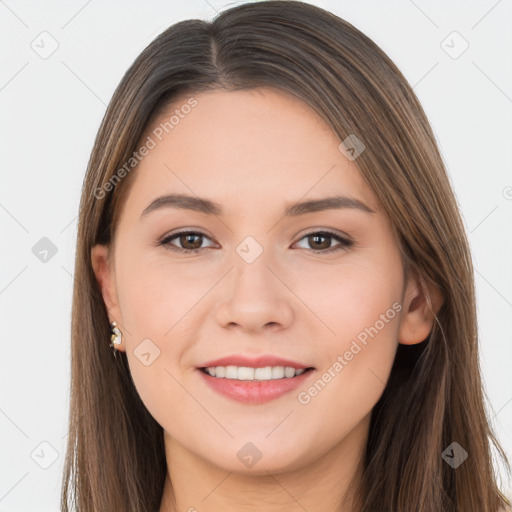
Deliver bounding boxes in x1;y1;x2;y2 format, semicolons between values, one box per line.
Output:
215;252;294;334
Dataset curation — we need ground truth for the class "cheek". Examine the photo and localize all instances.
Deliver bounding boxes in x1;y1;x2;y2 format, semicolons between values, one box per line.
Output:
294;260;402;423
300;256;402;341
116;252;207;338
114;253;216;426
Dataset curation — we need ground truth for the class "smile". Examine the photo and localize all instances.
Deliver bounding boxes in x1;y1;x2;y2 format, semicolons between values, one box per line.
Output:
197;366;315;404
200;365;312;380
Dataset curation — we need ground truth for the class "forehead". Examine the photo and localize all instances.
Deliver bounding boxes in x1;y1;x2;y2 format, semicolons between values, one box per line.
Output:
122;87;379;218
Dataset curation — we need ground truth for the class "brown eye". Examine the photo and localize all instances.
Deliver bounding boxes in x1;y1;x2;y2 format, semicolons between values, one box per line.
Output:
294;231;353;253
159;231;215;253
307;233;331;250
178;233;203;250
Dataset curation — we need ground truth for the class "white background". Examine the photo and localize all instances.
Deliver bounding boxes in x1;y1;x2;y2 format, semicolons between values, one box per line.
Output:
1;0;511;510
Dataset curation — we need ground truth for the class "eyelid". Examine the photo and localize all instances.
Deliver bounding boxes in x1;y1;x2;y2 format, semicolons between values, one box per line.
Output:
295;227;352;243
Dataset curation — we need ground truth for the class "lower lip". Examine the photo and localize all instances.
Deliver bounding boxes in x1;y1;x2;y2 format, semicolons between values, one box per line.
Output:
197;368;315;404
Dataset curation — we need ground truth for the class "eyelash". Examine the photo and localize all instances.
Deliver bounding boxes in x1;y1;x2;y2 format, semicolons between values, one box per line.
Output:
158;229;354;254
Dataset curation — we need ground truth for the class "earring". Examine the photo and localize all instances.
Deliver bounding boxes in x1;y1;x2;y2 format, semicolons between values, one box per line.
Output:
109;321;122;356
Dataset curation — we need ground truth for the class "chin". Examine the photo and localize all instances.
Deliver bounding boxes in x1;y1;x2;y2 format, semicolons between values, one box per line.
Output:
196;434;315;475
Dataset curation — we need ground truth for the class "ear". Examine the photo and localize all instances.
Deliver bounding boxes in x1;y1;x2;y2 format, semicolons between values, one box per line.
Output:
398;270;444;345
91;244;125;351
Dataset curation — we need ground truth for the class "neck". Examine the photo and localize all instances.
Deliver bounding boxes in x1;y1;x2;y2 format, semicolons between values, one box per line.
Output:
159;414;369;512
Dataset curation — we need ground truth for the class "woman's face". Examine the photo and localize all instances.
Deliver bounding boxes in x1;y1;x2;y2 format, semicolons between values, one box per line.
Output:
92;87;430;474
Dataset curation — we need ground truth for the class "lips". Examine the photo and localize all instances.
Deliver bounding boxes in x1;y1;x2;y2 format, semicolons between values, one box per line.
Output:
196;354;316;404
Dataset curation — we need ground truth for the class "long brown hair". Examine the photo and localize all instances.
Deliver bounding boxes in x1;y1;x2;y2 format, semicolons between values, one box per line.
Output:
61;1;510;510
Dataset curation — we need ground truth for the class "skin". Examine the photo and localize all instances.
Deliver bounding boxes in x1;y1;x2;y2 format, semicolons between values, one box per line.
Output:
91;87;442;512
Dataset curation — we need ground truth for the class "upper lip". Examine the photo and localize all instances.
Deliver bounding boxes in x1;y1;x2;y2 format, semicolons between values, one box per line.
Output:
198;355;314;370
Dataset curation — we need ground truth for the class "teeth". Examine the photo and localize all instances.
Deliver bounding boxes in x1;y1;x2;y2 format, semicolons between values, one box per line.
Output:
204;365;308;380
225;365;238;379
255;367;272;380
284;367;296;378
272;366;285;379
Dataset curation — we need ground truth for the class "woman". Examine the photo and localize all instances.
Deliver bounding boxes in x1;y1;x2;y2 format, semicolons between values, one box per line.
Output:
61;1;510;510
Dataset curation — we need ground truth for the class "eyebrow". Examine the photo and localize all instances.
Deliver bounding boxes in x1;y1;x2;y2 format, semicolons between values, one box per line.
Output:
140;193;376;219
